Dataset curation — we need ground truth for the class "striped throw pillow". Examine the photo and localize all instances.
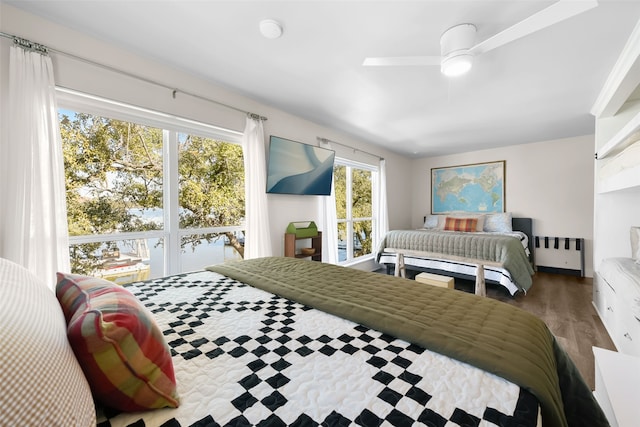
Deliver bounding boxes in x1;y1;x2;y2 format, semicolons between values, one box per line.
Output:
444;217;478;232
56;273;179;412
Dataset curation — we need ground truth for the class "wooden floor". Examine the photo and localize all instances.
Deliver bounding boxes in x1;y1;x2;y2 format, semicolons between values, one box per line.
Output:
455;272;616;390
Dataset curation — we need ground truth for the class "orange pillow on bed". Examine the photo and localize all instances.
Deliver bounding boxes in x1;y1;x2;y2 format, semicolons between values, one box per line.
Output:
56;273;179;412
444;217;478;232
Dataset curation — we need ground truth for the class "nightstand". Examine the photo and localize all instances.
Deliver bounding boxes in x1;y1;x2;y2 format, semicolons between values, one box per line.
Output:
284;231;322;261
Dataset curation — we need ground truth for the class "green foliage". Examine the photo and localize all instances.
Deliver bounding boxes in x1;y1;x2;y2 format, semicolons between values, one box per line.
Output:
352;168;372;256
178;134;244;228
60;111;246;273
61;112;163;236
177;134;245;255
334;164;373;258
334;165;347;219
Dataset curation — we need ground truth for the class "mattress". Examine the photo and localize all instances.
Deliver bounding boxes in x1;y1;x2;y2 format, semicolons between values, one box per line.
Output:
98;269;541;427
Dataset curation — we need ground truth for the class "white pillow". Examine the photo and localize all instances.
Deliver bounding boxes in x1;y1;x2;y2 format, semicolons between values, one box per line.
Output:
483;212;513;233
0;258;96;426
423;214;439;228
631;226;640;263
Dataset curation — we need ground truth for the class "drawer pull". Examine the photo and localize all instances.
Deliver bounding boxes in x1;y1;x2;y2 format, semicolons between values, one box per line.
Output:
607;306;613;312
624;333;633;341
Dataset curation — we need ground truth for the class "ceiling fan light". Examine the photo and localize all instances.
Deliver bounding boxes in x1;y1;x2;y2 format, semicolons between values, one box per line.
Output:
441;53;473;77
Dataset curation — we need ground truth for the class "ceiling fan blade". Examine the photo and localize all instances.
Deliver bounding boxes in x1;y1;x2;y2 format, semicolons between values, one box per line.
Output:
362;56;441;66
470;0;598;55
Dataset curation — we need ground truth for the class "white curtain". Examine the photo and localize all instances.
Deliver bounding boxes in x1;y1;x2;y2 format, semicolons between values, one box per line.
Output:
0;45;70;287
320;140;338;264
374;158;389;255
242;116;273;259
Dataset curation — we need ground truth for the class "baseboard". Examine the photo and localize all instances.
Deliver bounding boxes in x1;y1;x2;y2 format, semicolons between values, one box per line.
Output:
536;266;582;277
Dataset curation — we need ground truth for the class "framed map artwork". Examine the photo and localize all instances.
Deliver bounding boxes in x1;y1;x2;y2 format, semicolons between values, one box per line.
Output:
431;161;505;214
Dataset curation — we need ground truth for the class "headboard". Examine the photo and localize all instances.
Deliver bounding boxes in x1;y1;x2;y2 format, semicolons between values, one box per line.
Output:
513;217;534;265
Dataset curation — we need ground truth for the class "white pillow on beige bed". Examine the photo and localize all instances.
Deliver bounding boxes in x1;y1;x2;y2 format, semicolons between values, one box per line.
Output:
0;258;96;426
483;212;513;233
423;214;439;228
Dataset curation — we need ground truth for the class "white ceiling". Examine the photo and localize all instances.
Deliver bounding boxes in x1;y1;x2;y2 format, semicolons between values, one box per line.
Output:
8;0;640;157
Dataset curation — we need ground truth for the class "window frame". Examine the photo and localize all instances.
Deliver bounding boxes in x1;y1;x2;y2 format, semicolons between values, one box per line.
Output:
334;157;378;265
57;88;245;277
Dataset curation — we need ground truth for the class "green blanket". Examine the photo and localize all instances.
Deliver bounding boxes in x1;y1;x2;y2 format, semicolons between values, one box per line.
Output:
376;229;535;292
208;257;608;427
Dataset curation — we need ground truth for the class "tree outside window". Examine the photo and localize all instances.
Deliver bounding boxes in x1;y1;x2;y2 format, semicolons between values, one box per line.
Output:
334;161;375;262
60;105;245;284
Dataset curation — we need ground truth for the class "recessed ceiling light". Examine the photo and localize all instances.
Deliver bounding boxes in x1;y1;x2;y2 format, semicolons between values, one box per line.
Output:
259;19;283;39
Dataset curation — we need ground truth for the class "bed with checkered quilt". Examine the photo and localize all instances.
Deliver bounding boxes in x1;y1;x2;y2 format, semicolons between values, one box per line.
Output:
98;257;607;427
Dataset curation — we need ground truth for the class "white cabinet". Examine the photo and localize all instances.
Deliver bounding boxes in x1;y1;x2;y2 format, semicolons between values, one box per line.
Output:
592;18;640;358
593;267;640;357
616;305;640;355
593;347;640;427
593;273;618;337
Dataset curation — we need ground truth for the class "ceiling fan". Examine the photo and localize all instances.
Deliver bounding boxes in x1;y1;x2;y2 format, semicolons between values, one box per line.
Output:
362;0;598;77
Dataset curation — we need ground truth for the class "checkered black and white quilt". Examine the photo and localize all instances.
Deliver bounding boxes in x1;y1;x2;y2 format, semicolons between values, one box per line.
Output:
98;270;539;427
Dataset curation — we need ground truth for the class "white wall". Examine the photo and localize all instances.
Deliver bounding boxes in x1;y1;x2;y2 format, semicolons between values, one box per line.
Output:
0;3;413;266
411;135;596;276
0;4;597;276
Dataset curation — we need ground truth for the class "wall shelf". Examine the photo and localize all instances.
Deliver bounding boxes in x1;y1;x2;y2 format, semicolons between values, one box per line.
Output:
597;109;640;160
597;163;640;193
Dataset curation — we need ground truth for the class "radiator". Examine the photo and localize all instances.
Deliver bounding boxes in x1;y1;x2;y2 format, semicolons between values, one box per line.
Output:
534;236;585;277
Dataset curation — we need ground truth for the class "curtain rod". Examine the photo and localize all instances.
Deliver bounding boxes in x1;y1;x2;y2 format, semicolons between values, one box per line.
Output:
0;31;267;121
317;137;384;161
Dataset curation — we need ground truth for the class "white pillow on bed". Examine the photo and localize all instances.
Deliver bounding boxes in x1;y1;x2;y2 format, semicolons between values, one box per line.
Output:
423;214;439;228
483;212;513;233
0;258;96;426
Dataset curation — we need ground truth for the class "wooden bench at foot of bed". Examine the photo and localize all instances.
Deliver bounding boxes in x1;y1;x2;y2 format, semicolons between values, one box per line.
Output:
386;247;505;297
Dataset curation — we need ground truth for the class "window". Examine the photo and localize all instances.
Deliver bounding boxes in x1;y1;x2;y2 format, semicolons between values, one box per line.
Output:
334;159;376;263
58;90;244;284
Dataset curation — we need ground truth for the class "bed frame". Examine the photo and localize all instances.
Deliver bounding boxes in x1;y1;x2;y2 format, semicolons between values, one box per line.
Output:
383;217;534;288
